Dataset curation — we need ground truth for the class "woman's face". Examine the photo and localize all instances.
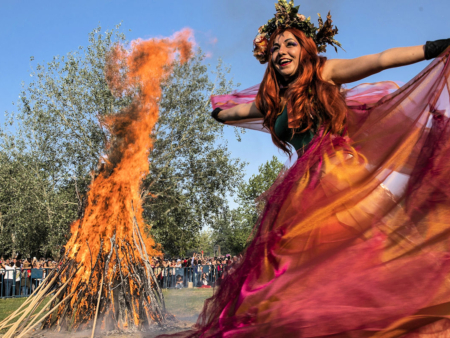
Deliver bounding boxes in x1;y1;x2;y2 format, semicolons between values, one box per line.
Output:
271;31;301;82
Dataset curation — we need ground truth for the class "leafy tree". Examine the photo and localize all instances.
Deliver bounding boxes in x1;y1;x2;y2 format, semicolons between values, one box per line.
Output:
142;53;246;257
0;149;76;258
212;156;284;255
0;25;128;257
196;229;215;257
0;25;244;258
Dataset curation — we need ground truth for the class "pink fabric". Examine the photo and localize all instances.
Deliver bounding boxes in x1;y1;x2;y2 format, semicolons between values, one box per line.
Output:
160;50;450;337
211;81;401;134
211;84;260;110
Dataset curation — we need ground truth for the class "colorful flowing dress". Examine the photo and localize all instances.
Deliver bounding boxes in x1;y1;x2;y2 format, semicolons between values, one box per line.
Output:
165;49;450;337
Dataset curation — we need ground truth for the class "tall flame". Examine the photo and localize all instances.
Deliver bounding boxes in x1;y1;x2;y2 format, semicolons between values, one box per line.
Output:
61;29;193;329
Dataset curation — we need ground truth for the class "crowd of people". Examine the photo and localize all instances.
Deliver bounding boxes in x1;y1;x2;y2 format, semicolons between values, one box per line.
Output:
151;252;241;289
0;252;237;298
0;256;58;297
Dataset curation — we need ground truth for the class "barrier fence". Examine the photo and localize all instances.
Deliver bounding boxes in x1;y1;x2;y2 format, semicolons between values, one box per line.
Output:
0;265;230;298
154;264;229;289
0;268;54;299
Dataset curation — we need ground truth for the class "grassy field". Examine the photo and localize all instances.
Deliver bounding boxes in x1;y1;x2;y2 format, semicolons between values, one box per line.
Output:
0;296;53;334
163;288;213;320
0;297;29;323
0;288;214;333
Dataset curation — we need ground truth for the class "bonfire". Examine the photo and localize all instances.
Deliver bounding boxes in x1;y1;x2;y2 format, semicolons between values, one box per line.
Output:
0;30;193;337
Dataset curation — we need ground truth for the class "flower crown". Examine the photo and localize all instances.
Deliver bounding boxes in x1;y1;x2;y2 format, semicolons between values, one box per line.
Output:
253;0;343;64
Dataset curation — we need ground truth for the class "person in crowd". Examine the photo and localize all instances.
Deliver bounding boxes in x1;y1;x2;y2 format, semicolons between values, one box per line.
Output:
193;258;199;287
0;258;15;297
153;260;163;288
31;261;43;292
175;274;184;289
199;272;210;288
216;259;223;279
21;260;32;296
14;259;21;296
161;260;169;288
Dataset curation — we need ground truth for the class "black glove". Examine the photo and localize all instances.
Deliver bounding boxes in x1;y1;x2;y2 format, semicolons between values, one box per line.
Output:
211;107;225;123
424;38;450;60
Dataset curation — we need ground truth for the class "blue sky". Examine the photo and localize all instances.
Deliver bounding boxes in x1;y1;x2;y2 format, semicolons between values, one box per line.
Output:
1;0;449;181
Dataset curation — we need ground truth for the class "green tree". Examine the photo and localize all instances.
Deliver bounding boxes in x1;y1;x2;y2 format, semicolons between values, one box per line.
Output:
0;25;245;258
0;25;128;257
212;156;284;255
196;229;215;257
142;53;246;257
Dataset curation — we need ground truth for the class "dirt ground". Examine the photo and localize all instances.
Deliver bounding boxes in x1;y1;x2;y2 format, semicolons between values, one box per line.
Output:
0;319;195;338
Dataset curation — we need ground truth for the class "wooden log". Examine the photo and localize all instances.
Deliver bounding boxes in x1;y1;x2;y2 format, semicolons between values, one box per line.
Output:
130;205;166;312
17;269;75;335
130;207;166;320
3;269;64;338
90;274;104;338
0;266;59;330
16;291;75;338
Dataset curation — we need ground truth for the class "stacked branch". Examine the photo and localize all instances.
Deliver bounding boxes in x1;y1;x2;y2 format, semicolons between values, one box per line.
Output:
0;211;170;337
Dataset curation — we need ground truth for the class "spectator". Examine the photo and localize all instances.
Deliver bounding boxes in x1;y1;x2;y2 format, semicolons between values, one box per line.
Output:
21;261;32;296
1;258;15;297
154;260;163;287
31;262;43;291
14;259;21;296
192;258;199;287
199;272;211;288
161;260;169;287
175;275;184;289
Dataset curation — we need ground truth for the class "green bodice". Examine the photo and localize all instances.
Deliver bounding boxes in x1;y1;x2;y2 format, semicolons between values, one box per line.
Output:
274;105;315;151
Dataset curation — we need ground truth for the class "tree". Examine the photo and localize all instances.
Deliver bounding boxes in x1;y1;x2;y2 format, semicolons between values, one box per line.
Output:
212;156;284;255
0;25;129;257
0;149;76;258
197;229;215;257
0;25;245;257
142;53;246;257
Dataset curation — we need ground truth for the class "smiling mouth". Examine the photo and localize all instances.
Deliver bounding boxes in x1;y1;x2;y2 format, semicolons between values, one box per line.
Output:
279;59;292;68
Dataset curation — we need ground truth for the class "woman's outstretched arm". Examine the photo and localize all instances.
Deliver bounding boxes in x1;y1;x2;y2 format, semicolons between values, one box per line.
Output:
322;45;426;85
216;101;263;122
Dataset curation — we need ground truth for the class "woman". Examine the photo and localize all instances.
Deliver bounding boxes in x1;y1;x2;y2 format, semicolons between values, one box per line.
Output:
21;261;31;296
14;259;21;296
163;1;450;337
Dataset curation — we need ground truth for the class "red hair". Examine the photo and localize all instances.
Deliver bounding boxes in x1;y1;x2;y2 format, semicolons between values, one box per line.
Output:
255;27;347;155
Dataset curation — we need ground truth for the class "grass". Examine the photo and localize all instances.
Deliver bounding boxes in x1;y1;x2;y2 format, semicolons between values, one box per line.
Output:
0;297;29;323
163;288;214;320
0;288;213;333
0;296;52;334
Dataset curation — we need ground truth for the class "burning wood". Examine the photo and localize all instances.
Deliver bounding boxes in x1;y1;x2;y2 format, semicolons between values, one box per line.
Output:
0;29;193;337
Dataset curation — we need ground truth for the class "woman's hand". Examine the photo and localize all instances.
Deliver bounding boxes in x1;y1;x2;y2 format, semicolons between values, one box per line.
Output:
322;45;426;85
211;102;263;123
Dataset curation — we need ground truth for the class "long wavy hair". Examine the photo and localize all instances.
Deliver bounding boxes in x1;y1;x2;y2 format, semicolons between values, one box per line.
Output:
255;27;347;155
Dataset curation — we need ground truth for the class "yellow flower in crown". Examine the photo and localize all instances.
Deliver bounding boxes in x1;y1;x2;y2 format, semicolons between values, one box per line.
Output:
253;0;344;64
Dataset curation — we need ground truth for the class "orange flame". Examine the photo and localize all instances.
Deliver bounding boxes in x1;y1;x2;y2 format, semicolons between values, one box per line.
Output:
63;28;194;328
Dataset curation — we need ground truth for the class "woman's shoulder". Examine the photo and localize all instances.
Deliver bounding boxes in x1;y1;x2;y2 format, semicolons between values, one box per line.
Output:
320;59;339;86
